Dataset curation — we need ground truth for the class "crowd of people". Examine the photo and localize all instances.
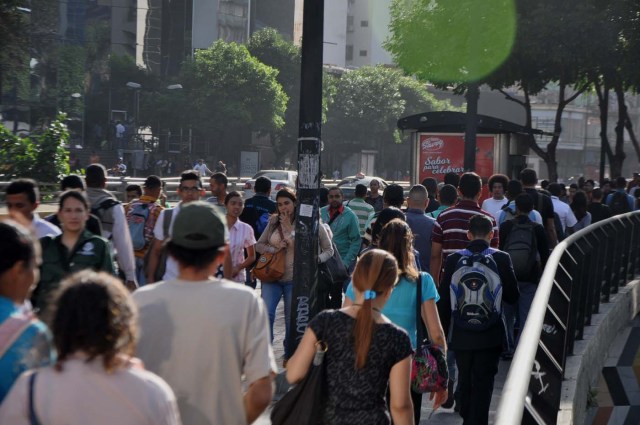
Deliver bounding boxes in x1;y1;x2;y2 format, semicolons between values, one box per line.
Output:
0;165;638;425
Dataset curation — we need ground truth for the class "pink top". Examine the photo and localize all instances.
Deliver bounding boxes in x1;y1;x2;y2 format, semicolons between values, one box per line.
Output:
228;220;257;282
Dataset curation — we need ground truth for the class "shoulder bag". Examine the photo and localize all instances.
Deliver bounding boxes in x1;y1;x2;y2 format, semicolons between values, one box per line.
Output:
271;316;328;425
410;273;448;393
318;241;349;292
253;224;286;282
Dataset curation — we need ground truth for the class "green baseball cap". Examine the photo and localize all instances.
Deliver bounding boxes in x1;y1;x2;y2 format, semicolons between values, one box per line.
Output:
170;201;228;249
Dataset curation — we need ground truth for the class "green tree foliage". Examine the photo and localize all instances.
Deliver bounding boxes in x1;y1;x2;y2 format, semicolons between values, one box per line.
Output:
180;40;288;152
0;115;69;181
247;28;301;158
323;66;455;175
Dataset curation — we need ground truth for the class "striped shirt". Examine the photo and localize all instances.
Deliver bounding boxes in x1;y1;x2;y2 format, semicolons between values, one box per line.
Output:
228;219;256;282
344;198;375;237
431;199;499;259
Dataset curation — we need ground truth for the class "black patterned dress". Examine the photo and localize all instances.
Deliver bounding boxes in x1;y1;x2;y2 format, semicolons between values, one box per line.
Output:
309;310;413;425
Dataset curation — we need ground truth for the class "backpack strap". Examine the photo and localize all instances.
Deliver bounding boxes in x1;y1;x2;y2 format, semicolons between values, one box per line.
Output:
0;315;35;360
29;371;42;425
415;273;429;345
162;209;173;238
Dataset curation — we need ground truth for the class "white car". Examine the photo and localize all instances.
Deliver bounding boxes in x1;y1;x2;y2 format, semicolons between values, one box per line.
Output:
243;170;298;200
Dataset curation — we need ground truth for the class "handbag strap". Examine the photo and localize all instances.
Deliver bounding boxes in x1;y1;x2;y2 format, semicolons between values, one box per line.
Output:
415;273;430;345
29;372;42;425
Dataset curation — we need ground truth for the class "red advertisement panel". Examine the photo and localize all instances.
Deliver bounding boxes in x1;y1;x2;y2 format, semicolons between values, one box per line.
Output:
418;134;495;182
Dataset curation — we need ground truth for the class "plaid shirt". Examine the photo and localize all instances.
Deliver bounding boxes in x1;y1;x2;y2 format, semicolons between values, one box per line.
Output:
431;199;499;261
124;195;163;258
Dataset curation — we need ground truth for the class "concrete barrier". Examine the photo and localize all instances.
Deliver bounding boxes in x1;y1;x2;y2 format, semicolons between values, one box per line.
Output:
557;278;640;425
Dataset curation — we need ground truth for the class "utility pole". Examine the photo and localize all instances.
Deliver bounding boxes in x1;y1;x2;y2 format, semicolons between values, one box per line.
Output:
464;83;479;171
288;0;324;356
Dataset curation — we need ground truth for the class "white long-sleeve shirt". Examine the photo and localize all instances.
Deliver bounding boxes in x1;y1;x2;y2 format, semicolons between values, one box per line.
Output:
106;203;137;282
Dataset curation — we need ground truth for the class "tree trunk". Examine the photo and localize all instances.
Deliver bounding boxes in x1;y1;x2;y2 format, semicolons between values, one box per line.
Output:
594;81;613;182
611;81;627;177
464;83;479;171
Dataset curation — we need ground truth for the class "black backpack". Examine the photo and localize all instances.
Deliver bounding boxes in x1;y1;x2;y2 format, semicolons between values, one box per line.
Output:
609;191;631;215
503;221;537;280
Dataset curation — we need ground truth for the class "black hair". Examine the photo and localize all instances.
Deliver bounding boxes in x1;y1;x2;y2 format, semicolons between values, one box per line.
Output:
571;191;589;220
125;184;142;196
615;176;627;189
328;186;343;196
488;174;509;191
276;187;297;203
506;180;524;199
519;168;538;186
59;190;90;210
254;176;271;194
515;193;534;213
224;190;242;205
540;179;550;190
6;178;39;204
167;241;222;269
85;164;107;188
444;172;460;187
60;174;86;191
354;184;368;197
382;184;404;207
592;188;603;200
548;183;563;197
371;207;405;243
180;170;202;188
319;187;329;208
210;172;228;187
439;184;458;205
458;172;482;199
569;183;578;190
468;214;493;238
0;221;37;276
421;177;438;198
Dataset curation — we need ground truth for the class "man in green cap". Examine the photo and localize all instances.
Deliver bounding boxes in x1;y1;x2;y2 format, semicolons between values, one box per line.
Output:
133;201;277;425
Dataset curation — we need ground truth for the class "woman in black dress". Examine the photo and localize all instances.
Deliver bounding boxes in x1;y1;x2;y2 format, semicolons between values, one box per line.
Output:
286;249;414;425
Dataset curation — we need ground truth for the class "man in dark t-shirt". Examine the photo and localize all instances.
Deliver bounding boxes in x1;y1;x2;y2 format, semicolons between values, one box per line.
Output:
588;188;612;223
520;168;557;247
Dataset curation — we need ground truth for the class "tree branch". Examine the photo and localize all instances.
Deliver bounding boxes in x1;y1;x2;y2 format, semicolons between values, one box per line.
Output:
497;88;526;107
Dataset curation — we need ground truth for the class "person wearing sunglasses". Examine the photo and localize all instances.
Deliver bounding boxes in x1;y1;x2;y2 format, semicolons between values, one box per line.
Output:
146;170;205;283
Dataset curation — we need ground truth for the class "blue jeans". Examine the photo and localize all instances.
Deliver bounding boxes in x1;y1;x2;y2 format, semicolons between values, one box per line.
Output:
502;302;517;354
517;281;537;340
261;280;293;358
135;257;146;286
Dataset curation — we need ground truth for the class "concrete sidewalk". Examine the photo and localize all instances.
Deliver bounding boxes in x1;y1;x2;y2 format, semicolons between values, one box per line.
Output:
253;294;511;425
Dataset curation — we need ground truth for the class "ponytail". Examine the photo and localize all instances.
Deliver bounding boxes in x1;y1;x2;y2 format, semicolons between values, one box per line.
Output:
351;250;399;369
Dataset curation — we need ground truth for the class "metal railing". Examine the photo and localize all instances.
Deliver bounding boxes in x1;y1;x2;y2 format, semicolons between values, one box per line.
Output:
496;211;640;425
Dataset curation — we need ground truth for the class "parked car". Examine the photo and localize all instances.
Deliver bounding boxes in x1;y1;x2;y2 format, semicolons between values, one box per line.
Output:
336;175;388;200
243;170;298;200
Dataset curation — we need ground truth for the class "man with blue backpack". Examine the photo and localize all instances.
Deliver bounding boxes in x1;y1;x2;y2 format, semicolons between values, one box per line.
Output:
125;175;164;286
440;214;519;425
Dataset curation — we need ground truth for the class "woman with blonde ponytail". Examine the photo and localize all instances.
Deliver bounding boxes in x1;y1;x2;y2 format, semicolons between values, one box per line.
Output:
286;250;414;425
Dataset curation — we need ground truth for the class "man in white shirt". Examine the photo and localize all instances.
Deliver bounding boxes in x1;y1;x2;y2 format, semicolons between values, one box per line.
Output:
193;159;213;177
134;201;276;425
481;174;509;222
146;170;205;283
548;183;577;234
5;179;61;238
85;164;137;291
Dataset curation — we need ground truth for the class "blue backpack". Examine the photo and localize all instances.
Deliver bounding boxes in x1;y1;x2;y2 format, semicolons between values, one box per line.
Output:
126;202;151;250
450;248;503;331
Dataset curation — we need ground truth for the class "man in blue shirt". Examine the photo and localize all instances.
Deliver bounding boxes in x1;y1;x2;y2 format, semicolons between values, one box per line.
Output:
0;220;54;403
405;184;436;272
606;176;637;213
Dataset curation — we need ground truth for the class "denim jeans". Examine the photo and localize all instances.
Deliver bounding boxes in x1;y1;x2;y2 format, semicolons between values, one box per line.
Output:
517;281;538;340
135;257;146;286
261;280;293;358
502;302;517;354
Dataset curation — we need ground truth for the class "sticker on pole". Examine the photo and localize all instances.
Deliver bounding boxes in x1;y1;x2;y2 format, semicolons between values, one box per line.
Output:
298;155;320;189
299;204;313;217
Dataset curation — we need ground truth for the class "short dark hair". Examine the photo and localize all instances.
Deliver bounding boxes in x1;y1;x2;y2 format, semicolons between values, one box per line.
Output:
85;164;108;188
354;184;368;197
224;190;242;205
0;220;37;276
143;175;162;189
585;179;595;186
569;183;578;190
421;178;438;197
506;180;524;198
519;168;538;186
371;207;406;243
458;172;482;199
548;182;562;197
50;271;137;373
59;190;90;210
125;184;142;197
167;241;222;269
254;176;271;194
210;172;228;187
60;174;86;191
383;184;404;207
6;178;39;204
328;186;343;196
515;193;534;213
439;184;458;206
444;172;460;187
180;170;202;188
540;179;550;190
488;174;509;191
592;188;603;200
615;176;627;189
468;214;493;238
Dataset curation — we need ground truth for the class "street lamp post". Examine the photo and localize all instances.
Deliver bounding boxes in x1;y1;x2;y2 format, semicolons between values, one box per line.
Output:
70;92;84;146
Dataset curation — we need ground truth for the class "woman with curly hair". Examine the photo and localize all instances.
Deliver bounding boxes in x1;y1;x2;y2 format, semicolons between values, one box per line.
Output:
0;271;181;425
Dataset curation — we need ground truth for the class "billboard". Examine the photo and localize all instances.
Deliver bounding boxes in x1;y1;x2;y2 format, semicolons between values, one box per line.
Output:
418;134;495;182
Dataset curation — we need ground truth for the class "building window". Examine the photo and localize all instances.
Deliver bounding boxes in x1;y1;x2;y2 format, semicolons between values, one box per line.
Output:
347;16;354;33
346;45;354;61
361;20;368;27
359;49;367;57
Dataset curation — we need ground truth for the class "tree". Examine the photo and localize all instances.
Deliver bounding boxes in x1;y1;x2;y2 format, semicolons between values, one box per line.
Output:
247;28;301;160
180;40;288;159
